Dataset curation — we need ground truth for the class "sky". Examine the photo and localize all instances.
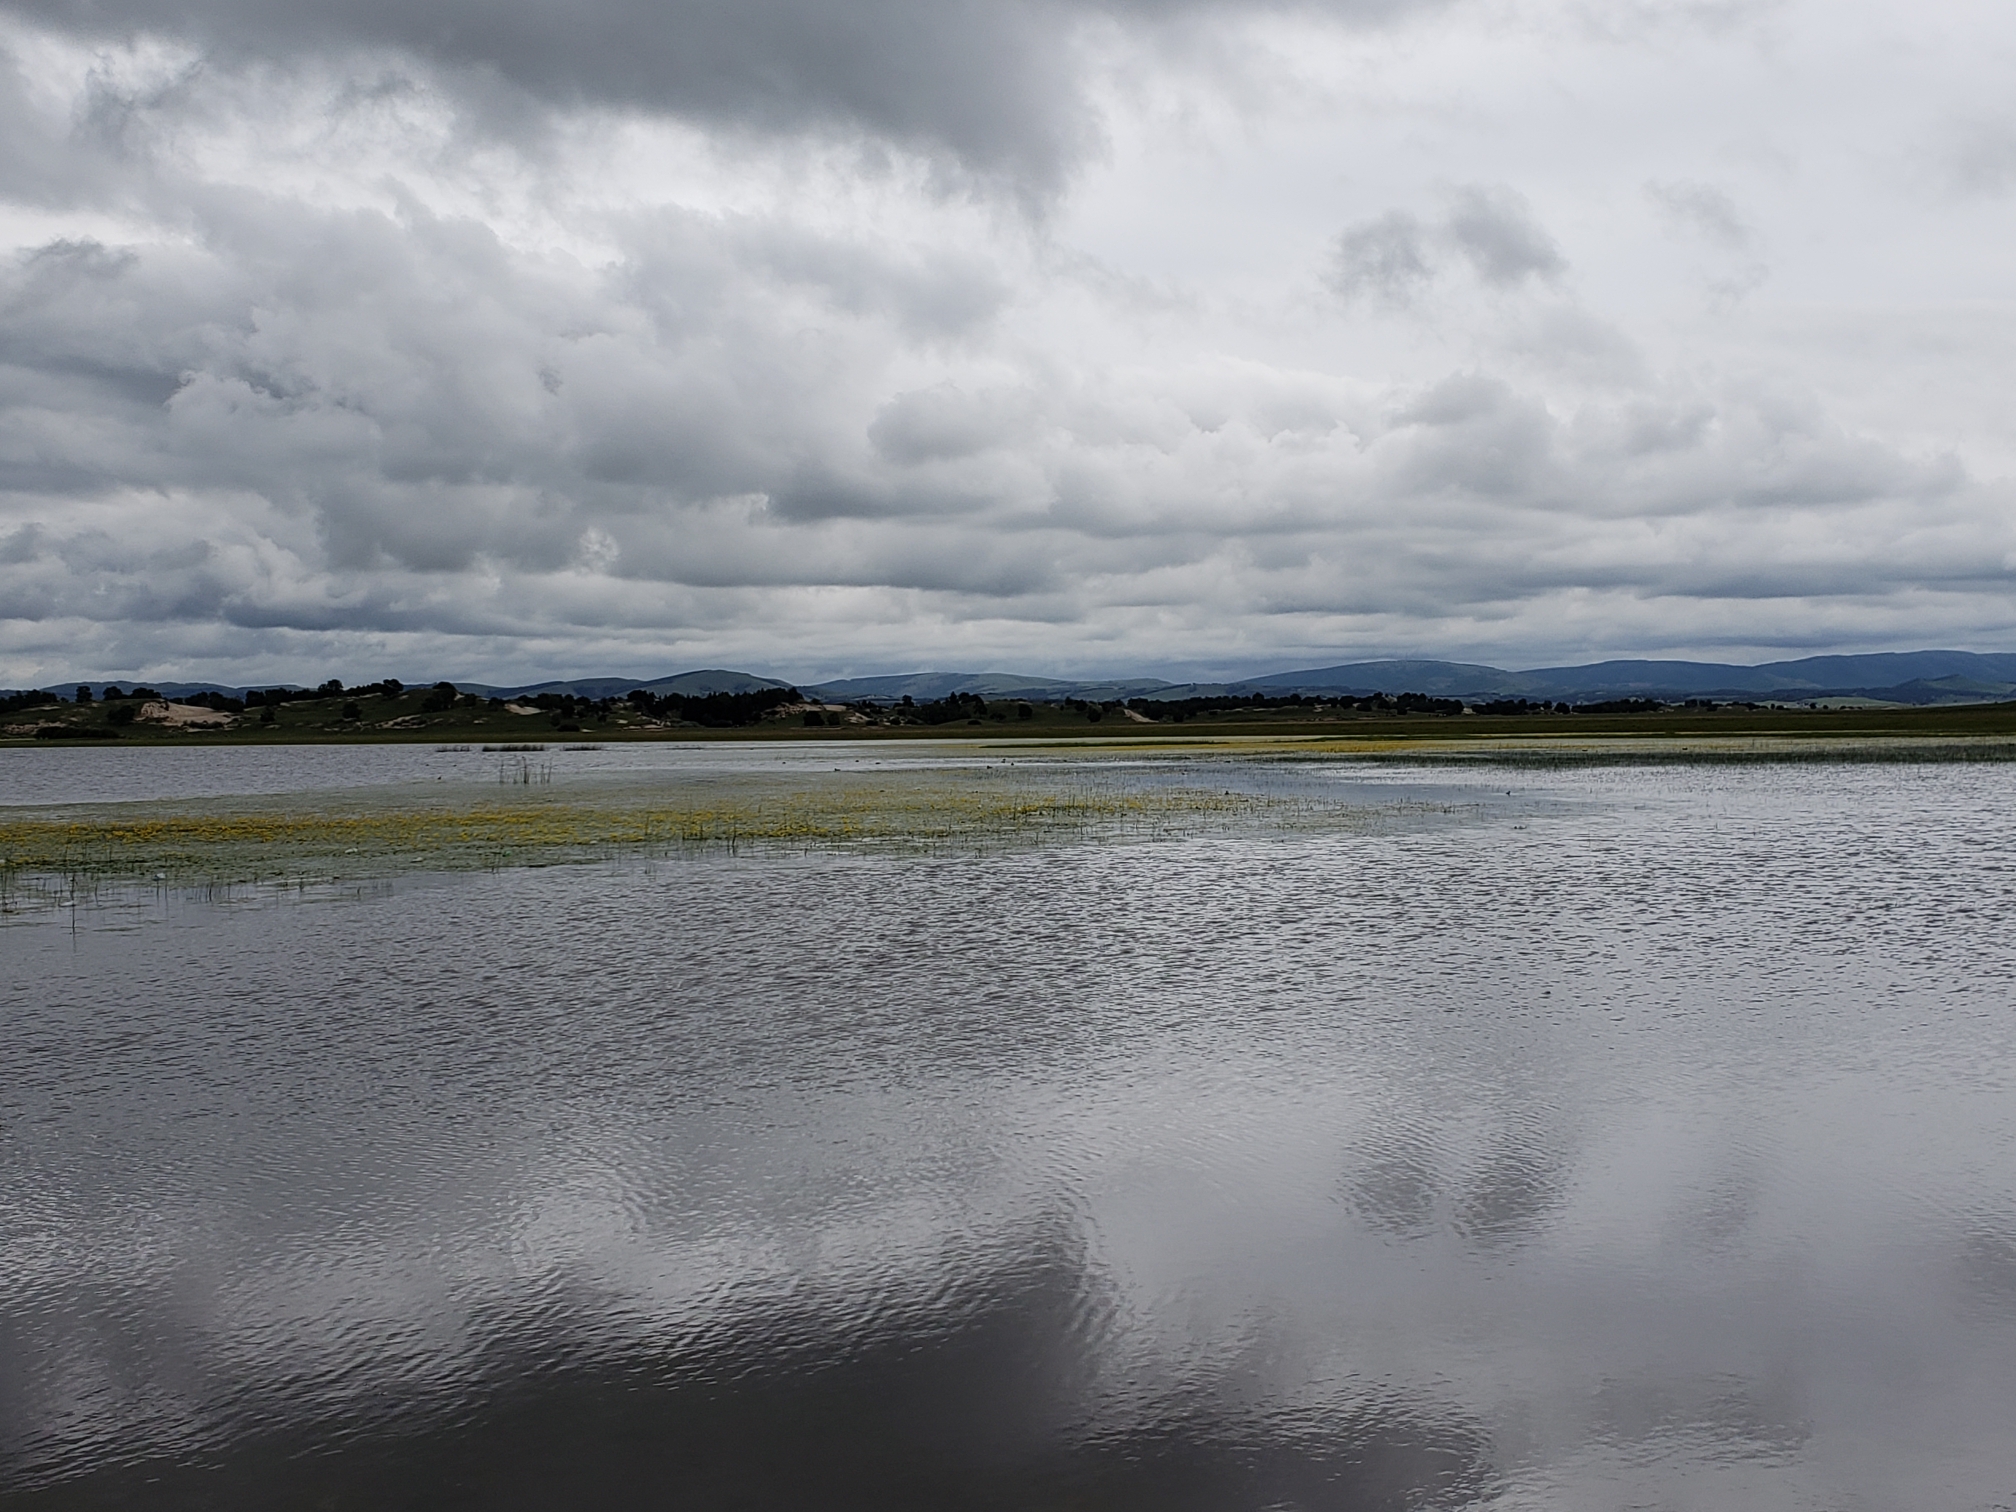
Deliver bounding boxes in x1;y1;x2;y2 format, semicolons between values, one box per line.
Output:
1;0;2013;686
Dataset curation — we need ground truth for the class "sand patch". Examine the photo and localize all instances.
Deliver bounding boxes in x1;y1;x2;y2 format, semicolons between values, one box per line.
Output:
136;701;236;728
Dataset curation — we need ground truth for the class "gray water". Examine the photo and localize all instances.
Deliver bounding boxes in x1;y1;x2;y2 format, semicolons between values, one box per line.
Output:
4;756;2016;1509
0;737;1101;808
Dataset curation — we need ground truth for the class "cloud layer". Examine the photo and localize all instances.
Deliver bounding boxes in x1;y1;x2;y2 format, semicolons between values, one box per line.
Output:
1;0;2014;685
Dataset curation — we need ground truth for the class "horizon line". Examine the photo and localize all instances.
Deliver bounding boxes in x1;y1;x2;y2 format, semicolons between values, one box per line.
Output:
13;645;2016;693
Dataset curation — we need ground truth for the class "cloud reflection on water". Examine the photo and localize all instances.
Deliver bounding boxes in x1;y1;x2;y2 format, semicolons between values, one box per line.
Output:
5;760;2016;1508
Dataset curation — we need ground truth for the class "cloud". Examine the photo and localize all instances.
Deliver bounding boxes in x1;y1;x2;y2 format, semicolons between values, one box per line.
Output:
1642;178;1768;303
868;384;1042;464
1;171;1990;679
1327;186;1565;308
1;0;1461;199
1323;210;1434;306
1645;180;1750;249
1948;118;2016;197
1442;185;1565;287
3;0;2016;684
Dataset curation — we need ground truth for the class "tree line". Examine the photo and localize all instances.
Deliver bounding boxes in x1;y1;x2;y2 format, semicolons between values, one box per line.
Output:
5;677;1741;732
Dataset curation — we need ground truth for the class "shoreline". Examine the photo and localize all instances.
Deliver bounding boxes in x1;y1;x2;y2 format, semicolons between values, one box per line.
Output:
15;710;2016;750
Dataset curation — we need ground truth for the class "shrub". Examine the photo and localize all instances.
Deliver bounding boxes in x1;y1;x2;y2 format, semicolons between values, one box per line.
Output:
621;686;801;727
1573;698;1667;714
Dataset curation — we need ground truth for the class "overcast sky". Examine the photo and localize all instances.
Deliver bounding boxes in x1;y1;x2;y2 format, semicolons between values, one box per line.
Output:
1;0;2012;685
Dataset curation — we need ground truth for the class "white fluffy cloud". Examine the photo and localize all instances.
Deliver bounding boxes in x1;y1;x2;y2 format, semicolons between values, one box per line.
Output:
1;0;2013;685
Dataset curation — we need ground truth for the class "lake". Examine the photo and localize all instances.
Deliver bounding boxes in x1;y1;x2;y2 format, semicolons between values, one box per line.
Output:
4;746;2015;1509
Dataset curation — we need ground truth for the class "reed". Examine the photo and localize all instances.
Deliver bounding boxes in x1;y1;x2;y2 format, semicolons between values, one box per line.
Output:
497;756;554;785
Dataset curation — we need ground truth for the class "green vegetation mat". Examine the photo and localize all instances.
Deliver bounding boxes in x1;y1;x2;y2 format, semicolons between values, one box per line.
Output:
0;766;1332;905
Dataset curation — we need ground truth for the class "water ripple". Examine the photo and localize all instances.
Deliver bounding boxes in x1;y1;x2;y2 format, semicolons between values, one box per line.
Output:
6;760;2016;1507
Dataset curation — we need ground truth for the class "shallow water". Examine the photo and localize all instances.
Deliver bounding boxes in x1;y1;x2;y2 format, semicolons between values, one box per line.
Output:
0;736;1036;808
4;757;2015;1509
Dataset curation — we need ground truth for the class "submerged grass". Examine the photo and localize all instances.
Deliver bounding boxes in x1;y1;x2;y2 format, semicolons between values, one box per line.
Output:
0;767;1311;910
8;732;1988;914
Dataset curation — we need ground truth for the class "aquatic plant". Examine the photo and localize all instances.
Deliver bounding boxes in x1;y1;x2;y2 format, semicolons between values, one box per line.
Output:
0;764;1318;910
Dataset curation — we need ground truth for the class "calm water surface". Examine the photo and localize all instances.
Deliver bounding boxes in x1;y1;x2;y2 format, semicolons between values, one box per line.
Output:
4;756;2015;1509
0;738;1094;808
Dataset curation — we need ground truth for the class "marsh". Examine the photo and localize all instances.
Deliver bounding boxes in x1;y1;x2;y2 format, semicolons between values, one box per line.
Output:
3;746;2014;1509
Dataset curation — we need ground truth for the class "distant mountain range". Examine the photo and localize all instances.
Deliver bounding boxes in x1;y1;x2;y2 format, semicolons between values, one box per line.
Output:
1233;650;2016;705
16;651;2016;708
479;670;789;701
805;651;2016;706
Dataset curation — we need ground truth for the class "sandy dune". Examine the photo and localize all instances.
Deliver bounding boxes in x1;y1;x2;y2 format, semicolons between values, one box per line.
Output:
136;701;237;728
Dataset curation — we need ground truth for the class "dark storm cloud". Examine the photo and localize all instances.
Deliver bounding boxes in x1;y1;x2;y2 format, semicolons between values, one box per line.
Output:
3;0;1455;193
